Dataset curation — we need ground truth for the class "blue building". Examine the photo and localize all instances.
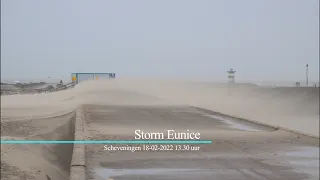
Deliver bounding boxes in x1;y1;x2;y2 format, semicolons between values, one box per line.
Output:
71;73;115;84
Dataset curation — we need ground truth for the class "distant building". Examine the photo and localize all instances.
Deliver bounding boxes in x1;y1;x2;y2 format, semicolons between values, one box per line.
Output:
227;68;236;83
71;73;116;84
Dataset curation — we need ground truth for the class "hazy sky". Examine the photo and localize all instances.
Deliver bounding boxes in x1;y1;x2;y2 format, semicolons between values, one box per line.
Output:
1;0;319;82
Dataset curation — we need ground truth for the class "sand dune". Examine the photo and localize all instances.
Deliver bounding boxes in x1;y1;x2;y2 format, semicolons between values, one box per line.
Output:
1;78;319;179
1;112;75;180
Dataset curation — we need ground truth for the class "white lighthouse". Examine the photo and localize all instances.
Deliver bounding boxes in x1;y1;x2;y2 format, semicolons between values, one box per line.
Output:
227;68;236;83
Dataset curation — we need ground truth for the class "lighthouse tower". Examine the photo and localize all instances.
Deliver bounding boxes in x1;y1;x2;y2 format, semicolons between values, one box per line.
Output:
227;68;236;84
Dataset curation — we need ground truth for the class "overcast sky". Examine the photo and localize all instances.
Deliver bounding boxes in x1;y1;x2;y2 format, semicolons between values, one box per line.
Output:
1;0;319;82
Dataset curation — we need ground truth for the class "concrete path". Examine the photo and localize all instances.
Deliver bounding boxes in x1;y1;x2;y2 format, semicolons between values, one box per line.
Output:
84;105;319;180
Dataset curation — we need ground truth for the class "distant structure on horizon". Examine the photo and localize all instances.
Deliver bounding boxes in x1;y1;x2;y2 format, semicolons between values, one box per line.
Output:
306;64;308;86
227;68;236;84
71;72;116;84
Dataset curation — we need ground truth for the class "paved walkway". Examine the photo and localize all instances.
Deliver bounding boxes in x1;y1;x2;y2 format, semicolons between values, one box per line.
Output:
83;105;319;180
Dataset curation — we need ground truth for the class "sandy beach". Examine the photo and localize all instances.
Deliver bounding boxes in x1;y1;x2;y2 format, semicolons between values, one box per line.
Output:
1;79;319;180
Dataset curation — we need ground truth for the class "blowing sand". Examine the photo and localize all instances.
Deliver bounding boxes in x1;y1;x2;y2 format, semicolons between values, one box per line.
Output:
1;78;319;179
74;78;319;136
